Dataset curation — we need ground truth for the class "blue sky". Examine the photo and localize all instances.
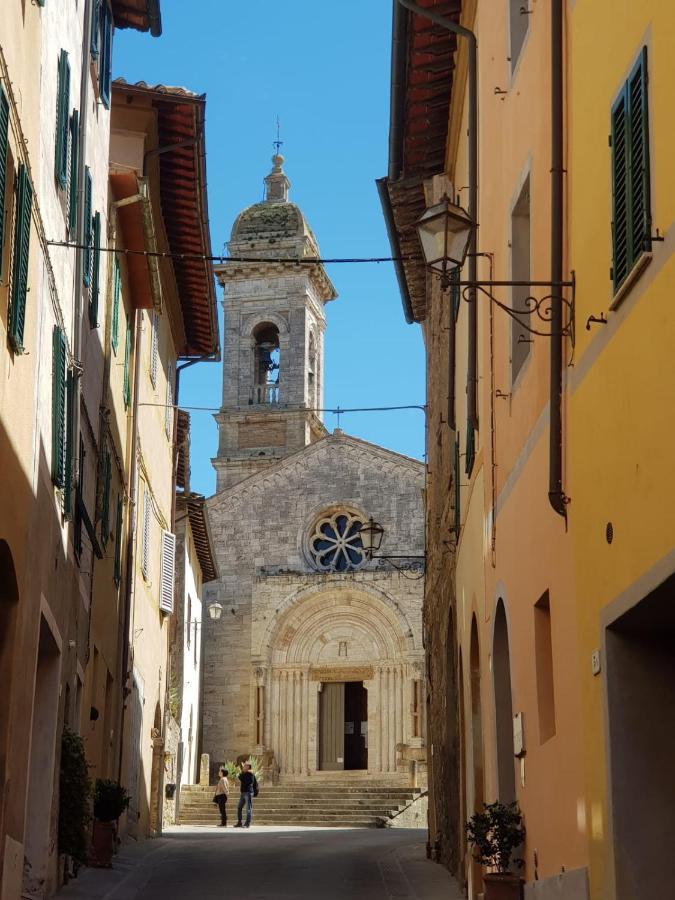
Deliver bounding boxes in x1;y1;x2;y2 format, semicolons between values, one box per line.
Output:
114;0;425;497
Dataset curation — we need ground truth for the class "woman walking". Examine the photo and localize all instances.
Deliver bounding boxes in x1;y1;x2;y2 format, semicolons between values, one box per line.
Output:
213;766;230;826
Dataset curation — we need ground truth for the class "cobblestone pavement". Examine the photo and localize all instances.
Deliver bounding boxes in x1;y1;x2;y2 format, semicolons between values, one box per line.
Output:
55;826;463;900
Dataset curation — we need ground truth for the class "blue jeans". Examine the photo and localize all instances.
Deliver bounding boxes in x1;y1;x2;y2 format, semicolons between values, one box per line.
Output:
237;791;253;825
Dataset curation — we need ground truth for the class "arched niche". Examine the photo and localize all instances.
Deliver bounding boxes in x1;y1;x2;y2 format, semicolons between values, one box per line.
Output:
493;598;516;803
0;540;19;786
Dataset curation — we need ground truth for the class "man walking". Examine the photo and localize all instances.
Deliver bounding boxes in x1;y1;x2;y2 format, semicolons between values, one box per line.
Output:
234;762;258;828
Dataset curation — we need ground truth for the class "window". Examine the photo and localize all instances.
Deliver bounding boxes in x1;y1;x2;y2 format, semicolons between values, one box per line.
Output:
113;495;123;586
165;361;174;439
251;322;280;405
159;529;176;614
52;325;67;487
308;511;366;572
123;315;132;408
509;0;529;73
89;211;101;327
74;434;85;560
511;175;531;383
141;486;151;579
55;50;70;189
100;445;111;547
92;2;114;109
534;591;556;742
453;435;461;539
150;311;158;385
9;165;33;353
0;86;9;269
82;167;92;286
611;47;651;294
111;255;121;353
67;111;79;234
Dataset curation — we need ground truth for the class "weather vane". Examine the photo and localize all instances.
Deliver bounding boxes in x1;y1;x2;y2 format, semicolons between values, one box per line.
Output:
273;115;283;156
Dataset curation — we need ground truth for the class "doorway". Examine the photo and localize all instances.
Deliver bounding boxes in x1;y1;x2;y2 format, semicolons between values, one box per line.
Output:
319;681;367;771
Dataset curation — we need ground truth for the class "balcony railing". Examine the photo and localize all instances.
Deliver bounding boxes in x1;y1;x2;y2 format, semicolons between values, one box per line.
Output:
250;383;280;405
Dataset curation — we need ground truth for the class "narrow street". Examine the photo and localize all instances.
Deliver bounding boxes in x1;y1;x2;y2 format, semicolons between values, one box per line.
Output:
57;827;462;900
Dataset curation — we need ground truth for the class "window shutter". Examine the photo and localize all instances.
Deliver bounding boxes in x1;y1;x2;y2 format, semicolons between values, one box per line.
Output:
89;211;101;326
159;529;176;614
55;50;70;189
111;256;121;353
113;495;123;586
165;361;173;439
123;317;132;408
9;165;33;353
454;434;461;539
150;311;158;385
141;487;151;579
628;47;651;261
0;86;9;273
83;167;92;286
465;420;475;477
100;2;114;109
91;0;101;58
64;370;74;516
52;326;67;487
68;110;79;234
101;447;111;546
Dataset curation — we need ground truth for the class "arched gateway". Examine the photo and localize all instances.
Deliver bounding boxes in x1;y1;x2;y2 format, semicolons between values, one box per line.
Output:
202;155;426;785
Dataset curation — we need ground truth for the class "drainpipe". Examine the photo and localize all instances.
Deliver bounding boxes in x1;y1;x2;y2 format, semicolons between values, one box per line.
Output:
396;0;478;435
549;0;566;518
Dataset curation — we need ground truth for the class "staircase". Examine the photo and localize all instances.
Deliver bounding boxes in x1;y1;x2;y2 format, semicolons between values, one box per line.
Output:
179;779;423;828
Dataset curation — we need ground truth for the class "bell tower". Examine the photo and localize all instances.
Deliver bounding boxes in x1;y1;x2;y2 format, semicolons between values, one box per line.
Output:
213;155;337;492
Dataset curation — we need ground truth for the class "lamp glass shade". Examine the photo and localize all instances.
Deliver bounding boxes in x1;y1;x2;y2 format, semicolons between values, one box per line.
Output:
416;197;473;272
358;518;385;556
207;601;223;621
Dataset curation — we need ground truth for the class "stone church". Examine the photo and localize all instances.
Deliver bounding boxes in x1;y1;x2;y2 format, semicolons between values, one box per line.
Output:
201;155;426;783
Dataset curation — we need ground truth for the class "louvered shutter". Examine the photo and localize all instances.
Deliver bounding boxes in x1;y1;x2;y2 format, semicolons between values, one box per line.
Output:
113;495;123;586
89;211;101;326
55;50;70;189
454;434;461;539
159;529;176;614
111;256;121;353
83;167;92;286
68;110;79;234
628;48;651;262
101;447;111;546
0;86;9;274
611;92;628;290
465;420;475;477
123;317;132;408
91;0;101;58
100;2;114;109
9;165;32;353
64;369;74;516
150;311;158;384
52;326;67;487
141;487;151;579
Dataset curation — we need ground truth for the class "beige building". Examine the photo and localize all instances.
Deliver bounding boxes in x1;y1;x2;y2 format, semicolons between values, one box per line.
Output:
202;158;426;785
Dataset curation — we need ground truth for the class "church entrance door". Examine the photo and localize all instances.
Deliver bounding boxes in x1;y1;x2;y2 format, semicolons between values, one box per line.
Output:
319;681;368;771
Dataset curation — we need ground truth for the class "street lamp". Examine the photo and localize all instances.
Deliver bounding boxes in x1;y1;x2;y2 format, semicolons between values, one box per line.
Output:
207;600;223;621
416;195;474;287
358;517;385;560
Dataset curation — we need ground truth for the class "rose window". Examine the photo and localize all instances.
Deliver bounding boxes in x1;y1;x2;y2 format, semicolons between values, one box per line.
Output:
308;512;366;572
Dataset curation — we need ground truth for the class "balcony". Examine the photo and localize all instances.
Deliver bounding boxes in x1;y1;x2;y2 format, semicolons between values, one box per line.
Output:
250;384;280;405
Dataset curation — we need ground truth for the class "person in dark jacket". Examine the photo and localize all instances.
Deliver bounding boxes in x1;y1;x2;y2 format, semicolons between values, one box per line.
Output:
234;762;258;828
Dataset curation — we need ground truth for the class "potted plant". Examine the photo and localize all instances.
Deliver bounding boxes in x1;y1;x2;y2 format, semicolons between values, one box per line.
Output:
465;801;525;900
90;779;130;868
57;726;91;882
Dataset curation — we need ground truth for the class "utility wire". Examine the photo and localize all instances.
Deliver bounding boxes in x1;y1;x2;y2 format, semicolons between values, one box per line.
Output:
46;239;409;265
139;402;426;414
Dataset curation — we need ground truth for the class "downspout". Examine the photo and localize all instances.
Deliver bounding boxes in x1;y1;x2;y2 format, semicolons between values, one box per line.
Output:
549;0;567;518
396;0;478;435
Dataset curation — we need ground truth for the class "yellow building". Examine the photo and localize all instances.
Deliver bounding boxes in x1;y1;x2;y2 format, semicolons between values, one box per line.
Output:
567;3;675;898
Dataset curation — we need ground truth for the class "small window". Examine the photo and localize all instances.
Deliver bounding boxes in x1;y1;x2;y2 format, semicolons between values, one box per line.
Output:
534;591;556;743
509;0;529;73
251;322;280;405
511;175;531;383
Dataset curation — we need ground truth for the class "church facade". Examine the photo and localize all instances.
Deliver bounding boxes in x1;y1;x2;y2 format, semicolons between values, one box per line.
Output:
201;157;426;782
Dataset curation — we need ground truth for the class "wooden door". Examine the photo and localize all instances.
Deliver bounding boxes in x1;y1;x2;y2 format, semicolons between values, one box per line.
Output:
319;682;344;770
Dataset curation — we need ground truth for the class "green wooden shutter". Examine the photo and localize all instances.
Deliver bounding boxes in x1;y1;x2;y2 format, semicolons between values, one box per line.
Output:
52;326;67;487
91;0;101;58
37;0;46;6
0;86;9;276
55;50;70;189
8;165;32;353
68;110;79;234
123;317;132;408
83;167;92;286
454;434;461;539
100;2;114;109
101;447;111;547
113;495;123;585
111;255;121;353
611;91;628;291
64;369;74;516
465;419;475;476
89;211;101;326
628;48;651;261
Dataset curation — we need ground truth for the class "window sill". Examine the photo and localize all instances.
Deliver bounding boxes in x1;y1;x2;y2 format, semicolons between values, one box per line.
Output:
610;251;652;311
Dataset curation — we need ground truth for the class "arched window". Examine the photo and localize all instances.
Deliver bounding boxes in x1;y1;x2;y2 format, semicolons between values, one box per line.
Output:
251;322;280;405
308;333;317;408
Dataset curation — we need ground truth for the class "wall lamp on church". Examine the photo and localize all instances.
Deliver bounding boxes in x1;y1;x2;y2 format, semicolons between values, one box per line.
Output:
358;518;425;580
207;601;224;621
416;196;575;341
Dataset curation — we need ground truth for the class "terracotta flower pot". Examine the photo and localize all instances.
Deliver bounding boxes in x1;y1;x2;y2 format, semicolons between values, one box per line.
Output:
483;873;523;900
90;820;116;868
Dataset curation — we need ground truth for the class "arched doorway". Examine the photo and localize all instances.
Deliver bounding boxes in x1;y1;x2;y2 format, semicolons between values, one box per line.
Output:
469;616;484;898
0;540;19;845
444;607;460;873
493;599;516;803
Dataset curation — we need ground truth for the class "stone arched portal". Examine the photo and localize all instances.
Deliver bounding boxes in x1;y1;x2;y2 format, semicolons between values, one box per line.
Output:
252;584;423;778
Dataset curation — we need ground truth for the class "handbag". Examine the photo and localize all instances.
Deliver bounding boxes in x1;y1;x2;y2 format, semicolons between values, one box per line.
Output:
212;793;220;804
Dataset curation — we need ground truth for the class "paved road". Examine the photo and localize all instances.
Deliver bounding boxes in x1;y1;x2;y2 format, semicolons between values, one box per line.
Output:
57;826;463;900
